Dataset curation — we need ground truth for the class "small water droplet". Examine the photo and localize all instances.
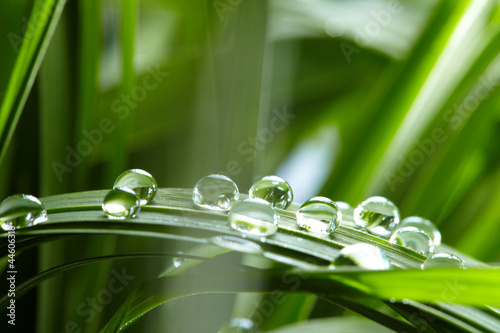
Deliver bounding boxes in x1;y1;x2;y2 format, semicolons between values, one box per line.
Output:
389;297;396;303
218;318;255;333
210;235;262;254
0;194;47;230
193;174;239;211
113;169;158;205
228;198;278;236
353;196;400;238
390;226;434;256
249;175;293;209
333;243;391;270
421;253;465;269
102;188;140;219
296;196;342;234
400;216;441;246
173;251;184;268
402;298;409;305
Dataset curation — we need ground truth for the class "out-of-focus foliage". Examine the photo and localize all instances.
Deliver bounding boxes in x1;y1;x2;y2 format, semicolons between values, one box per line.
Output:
1;0;500;332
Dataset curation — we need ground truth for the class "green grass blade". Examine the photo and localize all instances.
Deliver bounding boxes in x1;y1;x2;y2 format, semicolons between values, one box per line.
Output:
0;0;66;164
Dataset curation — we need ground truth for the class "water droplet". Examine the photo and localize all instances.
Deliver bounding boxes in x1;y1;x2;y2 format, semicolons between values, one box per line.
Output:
353;196;400;238
102;188;140;219
228;198;278;236
389;226;434;256
0;194;47;230
210;235;262;254
219;318;255;333
400;216;441;246
421;253;465;269
173;251;184;268
249;175;293;209
296;196;342;234
113;169;158;205
193;174;239;211
333;243;391;270
389;297;396;303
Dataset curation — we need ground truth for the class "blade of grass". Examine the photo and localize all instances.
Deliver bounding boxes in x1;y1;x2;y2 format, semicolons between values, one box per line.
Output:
0;0;66;164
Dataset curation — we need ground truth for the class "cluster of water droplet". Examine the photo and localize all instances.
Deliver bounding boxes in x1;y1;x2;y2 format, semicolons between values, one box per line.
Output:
0;170;466;272
193;174;293;237
191;174;467;270
102;169;158;219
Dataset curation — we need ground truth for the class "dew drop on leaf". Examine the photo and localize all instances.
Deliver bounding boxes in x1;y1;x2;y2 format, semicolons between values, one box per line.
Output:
0;194;47;230
249;175;293;209
333;243;391;270
193;174;239;211
210;235;262;254
353;196;400;238
296;196;342;234
218;318;255;333
228;198;278;236
399;216;441;245
113;169;158;205
390;226;434;256
421;253;465;269
102;188;140;219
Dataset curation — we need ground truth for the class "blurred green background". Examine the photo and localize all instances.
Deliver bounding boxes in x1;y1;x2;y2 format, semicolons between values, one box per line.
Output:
1;0;500;331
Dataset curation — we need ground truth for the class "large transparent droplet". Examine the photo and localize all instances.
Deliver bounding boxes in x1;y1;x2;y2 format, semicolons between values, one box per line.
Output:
333;243;391;270
249;175;293;209
113;169;158;205
353;196;400;238
422;253;465;269
228;198;278;236
400;216;441;246
296;196;342;234
102;188;140;219
210;235;262;254
0;194;47;230
173;251;184;268
390;226;434;256
193;174;239;211
218;318;255;333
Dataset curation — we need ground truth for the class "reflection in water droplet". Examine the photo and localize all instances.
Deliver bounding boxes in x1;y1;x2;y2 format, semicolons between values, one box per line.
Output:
218;318;255;333
334;243;391;270
354;196;400;238
249;175;293;209
400;216;441;246
210;235;262;254
0;194;47;230
113;169;158;205
390;226;434;256
228;198;278;236
173;251;184;268
422;253;465;269
193;174;239;211
102;188;140;219
296;196;341;234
